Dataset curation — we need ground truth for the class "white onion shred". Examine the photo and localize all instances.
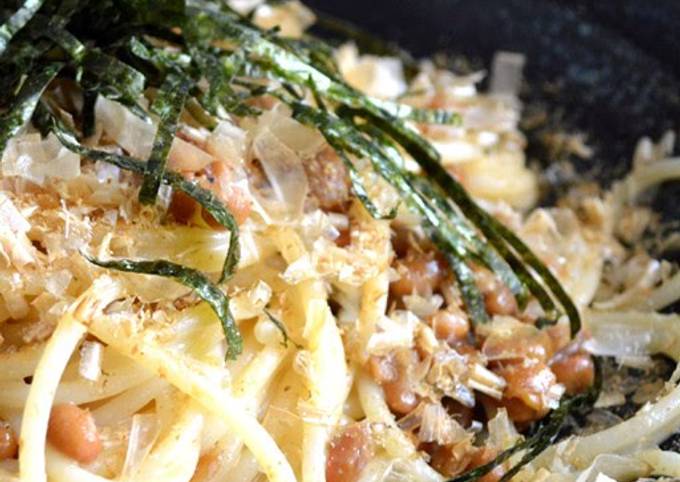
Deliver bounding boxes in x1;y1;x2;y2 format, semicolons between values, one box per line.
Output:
0;192;36;267
487;408;520;450
532;376;680;473
585;311;680;361
419;402;467;445
253;0;315;38
574;454;648;482
78;340;103;382
167;137;214;172
95;95;157;160
121;413;160;479
367;311;418;355
336;43;407;99
252;108;318;220
1;132;81;184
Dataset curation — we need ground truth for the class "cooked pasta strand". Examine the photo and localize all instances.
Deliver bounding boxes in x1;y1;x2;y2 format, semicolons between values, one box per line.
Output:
19;283;116;482
81;278;296;482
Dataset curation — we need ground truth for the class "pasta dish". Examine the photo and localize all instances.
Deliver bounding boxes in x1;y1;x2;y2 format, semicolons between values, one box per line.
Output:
0;1;679;481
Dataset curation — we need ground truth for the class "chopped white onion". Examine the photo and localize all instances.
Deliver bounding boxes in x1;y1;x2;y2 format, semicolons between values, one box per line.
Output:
367;311;418;355
78;340;103;382
533;376;680;473
639;449;680;477
487;408;520;450
336;43;407;99
121;413;160;479
573;454;648;482
95;95;157;160
253;0;315;38
585;311;680;361
252;110;313;220
206;120;247;166
1;132;81;184
418;402;467;445
167;137;214;172
0;192;36;267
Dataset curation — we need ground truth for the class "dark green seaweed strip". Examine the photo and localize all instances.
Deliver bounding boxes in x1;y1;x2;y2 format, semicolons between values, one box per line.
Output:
46;114;240;284
84;255;242;359
490;219;581;336
36;0;575;331
139;72;191;204
0;0;45;55
175;9;528;326
184;5;460;126
288;100;470;260
128;36;192;73
407;174;525;298
356;108;572;327
191;47;260;118
81;89;97;138
118;0;186;28
79;48;149;120
0;62;61;153
370;97;461;125
325;140;398;220
42;21;86;61
42;115;243;356
263;309;301;349
450;357;602;482
282;37;341;80
167;172;240;283
44;24;149;120
365;124;489;323
289;103;446;239
288;101;491;324
440;248;489;324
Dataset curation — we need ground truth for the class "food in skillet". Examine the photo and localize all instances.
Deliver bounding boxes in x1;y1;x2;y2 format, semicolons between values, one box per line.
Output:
0;1;679;481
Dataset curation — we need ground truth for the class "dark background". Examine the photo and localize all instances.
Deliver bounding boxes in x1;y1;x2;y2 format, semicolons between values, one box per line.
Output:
305;0;680;221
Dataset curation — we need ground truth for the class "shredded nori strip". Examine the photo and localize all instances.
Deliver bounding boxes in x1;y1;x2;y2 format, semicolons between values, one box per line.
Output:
449;357;603;482
44;114;240;284
263;309;301;349
85;255;242;359
138;72;191;204
0;0;45;55
35;110;242;358
0;63;61;153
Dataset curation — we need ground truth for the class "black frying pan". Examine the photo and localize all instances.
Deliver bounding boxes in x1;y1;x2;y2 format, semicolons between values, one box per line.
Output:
306;0;680;224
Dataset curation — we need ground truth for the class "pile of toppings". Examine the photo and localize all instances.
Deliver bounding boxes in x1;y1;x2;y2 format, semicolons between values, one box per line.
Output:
5;1;679;482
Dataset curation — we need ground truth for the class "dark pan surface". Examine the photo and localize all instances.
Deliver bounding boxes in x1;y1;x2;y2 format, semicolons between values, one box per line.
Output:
305;0;680;225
